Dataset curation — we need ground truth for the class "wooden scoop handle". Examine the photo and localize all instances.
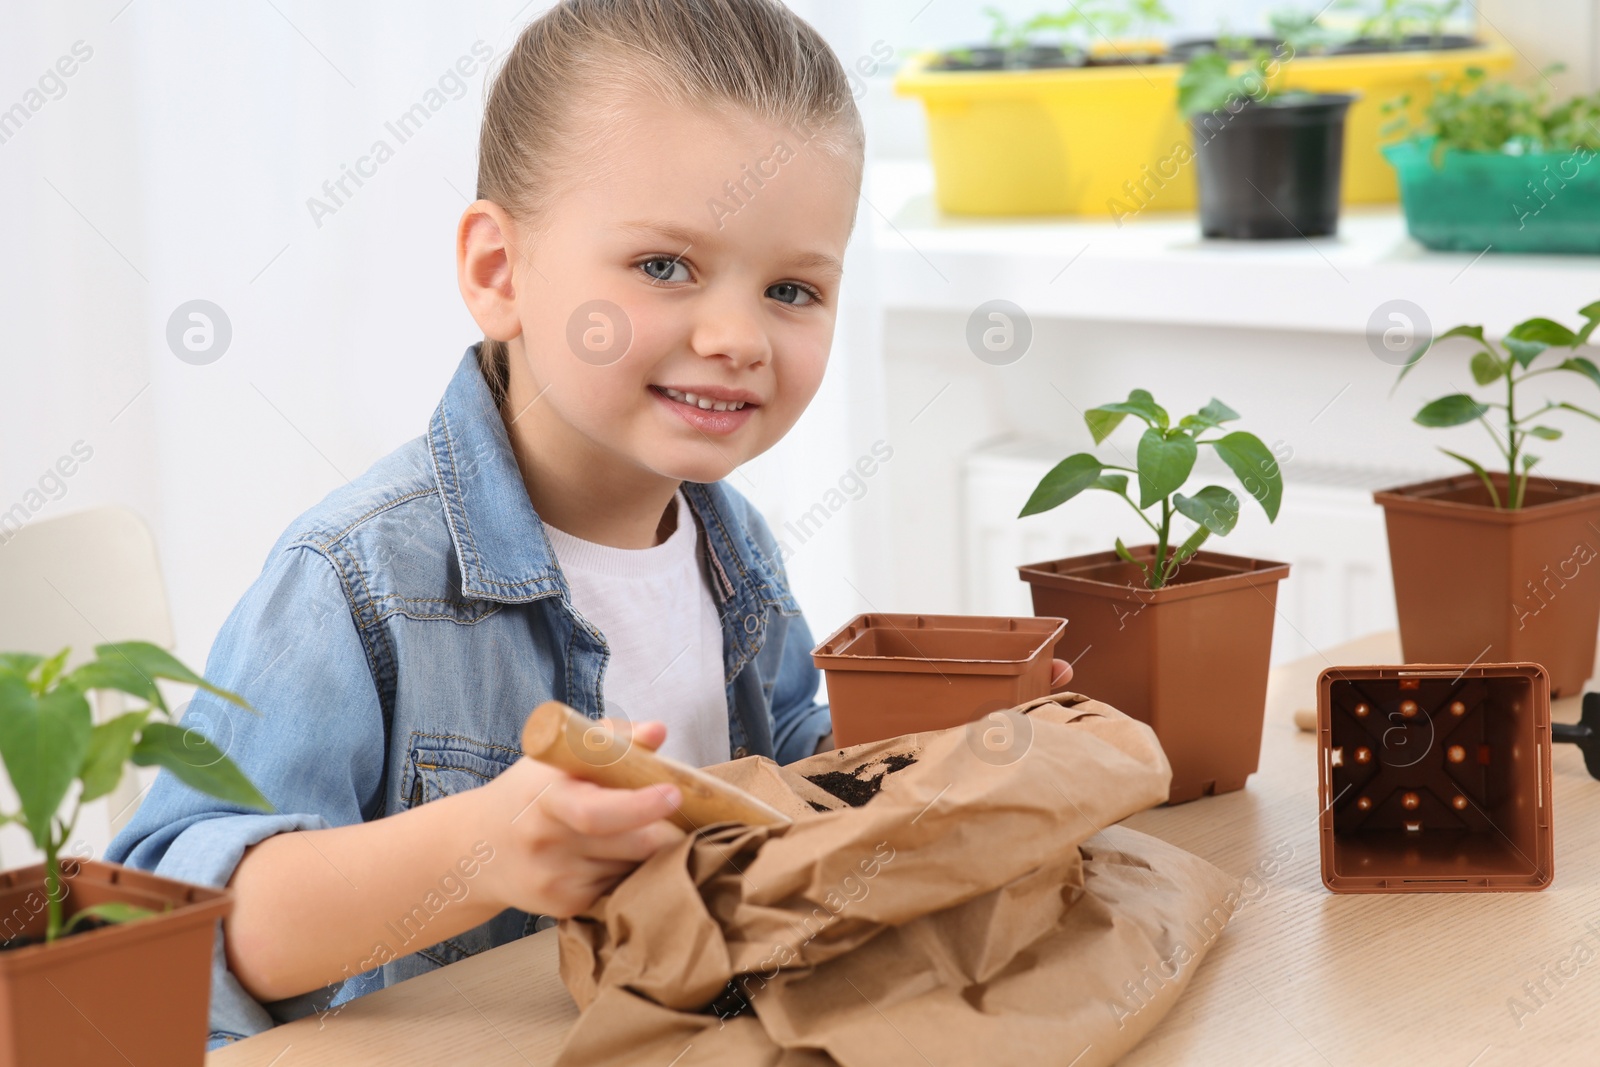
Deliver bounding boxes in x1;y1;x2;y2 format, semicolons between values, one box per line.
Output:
520;701;792;832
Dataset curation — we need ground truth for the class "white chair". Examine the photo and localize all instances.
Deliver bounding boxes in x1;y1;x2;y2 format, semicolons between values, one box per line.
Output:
0;505;177;867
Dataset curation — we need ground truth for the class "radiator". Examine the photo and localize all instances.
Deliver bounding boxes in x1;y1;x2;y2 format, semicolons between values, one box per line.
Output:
962;440;1443;665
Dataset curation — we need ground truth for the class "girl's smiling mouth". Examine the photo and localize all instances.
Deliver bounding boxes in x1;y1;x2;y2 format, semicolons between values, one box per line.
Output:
650;384;761;434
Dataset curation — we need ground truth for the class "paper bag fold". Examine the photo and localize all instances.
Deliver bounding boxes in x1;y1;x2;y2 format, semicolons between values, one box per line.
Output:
556;693;1236;1066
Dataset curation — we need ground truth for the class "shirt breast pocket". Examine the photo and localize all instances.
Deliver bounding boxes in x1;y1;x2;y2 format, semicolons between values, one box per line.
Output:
405;733;521;809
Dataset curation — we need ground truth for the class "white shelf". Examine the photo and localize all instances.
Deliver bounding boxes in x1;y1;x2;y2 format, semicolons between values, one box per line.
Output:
866;160;1600;336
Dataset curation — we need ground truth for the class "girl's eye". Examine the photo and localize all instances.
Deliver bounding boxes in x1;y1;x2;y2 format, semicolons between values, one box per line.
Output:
767;282;819;306
638;257;688;284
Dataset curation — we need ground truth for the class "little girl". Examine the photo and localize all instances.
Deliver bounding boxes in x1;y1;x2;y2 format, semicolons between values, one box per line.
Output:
107;0;867;1048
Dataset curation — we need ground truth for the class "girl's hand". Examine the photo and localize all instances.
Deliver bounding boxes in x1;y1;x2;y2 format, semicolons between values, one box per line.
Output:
468;719;685;918
1050;658;1074;689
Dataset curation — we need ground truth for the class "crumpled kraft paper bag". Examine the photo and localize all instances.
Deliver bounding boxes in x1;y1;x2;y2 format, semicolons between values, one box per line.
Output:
556;692;1239;1067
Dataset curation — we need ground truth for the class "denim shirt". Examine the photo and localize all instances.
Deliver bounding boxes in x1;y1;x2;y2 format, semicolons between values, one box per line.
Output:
105;345;833;1050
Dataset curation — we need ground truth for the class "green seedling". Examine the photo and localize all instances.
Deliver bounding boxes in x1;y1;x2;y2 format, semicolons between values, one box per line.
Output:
0;643;271;943
1396;300;1600;509
1334;0;1462;46
1176;39;1311;120
1382;65;1600;160
1019;391;1284;589
978;0;1173;65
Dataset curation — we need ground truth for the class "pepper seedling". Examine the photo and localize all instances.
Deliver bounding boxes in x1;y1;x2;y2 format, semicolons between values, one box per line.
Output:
1019;390;1284;589
1396;299;1600;509
0;643;271;943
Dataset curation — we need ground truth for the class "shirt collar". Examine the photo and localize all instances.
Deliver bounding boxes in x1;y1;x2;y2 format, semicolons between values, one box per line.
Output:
428;345;797;614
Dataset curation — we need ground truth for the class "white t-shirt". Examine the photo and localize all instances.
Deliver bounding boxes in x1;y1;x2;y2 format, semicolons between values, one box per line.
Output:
542;491;731;768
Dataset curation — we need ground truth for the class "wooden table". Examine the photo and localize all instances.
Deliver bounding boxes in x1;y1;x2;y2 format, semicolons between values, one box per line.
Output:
211;632;1600;1066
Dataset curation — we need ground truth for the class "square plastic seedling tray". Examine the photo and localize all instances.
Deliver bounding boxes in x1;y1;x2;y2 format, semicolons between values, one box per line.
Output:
812;613;1065;748
1317;663;1553;893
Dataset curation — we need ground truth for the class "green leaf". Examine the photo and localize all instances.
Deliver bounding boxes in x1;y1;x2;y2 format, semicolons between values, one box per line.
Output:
1019;454;1105;517
1523;453;1542;471
1173;485;1241;535
1180;398;1242;431
1086;389;1168;443
1469;350;1505;386
65;659;165;714
1502;337;1548;368
1526;425;1563;440
33;649;71;694
1440;448;1501;509
1415;394;1491;427
1136;428;1198;508
79;710;151;804
1397;324;1484;386
132;722;273;812
1083;408;1129;445
1210;431;1283;522
1507;316;1579;347
1091;473;1129;495
0;654;44;681
1576;300;1600;345
0;678;93;849
1113;537;1154;589
92;643;254;713
62;901;159;935
1556;357;1600;390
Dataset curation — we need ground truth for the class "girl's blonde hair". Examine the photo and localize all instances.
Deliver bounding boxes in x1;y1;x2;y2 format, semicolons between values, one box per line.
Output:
474;0;867;406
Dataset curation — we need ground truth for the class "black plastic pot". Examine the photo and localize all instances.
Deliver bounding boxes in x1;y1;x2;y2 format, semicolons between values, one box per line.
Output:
1190;93;1355;239
929;44;1086;71
1167;36;1283;63
1331;34;1477;55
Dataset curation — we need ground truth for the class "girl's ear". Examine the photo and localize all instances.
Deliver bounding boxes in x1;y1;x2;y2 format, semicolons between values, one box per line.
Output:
458;199;523;342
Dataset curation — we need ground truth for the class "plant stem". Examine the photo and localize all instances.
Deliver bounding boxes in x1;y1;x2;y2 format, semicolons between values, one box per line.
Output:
1152;499;1172;590
44;837;61;943
1506;367;1523;509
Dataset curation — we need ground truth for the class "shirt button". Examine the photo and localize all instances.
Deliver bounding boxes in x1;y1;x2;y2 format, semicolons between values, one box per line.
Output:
733;746;749;759
743;614;760;633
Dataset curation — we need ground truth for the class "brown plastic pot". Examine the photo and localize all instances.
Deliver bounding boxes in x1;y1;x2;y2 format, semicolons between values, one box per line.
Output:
1018;545;1291;803
0;859;230;1066
812;613;1066;747
1375;473;1600;698
1316;662;1553;893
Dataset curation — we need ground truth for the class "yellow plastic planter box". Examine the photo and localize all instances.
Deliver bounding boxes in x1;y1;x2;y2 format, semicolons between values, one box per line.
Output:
895;40;1513;219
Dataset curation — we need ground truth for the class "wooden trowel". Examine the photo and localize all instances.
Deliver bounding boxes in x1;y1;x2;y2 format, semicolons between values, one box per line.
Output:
520;700;793;832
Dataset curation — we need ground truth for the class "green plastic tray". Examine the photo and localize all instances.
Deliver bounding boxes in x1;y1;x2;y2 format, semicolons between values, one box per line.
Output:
1383;136;1600;253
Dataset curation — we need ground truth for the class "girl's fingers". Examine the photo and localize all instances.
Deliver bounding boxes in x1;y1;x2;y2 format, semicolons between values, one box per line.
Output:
580;820;686;862
1050;658;1073;688
540;778;682;837
630;720;668;751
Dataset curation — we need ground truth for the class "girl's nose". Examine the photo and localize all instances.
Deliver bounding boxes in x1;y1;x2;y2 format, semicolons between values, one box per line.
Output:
689;289;771;370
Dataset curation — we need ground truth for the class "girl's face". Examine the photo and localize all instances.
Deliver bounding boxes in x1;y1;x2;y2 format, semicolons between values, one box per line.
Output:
476;94;859;486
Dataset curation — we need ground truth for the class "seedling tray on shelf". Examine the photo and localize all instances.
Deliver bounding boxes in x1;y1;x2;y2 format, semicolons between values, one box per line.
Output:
812;613;1065;748
1317;663;1553;893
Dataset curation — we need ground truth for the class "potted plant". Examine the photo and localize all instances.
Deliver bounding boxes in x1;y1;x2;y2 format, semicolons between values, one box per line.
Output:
897;0;1196;218
1179;40;1357;238
1015;390;1290;803
0;643;270;1066
1381;66;1600;253
1376;302;1600;697
811;613;1065;748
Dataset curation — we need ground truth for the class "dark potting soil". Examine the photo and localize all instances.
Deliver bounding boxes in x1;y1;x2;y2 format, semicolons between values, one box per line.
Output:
805;753;918;808
0;916;111;952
